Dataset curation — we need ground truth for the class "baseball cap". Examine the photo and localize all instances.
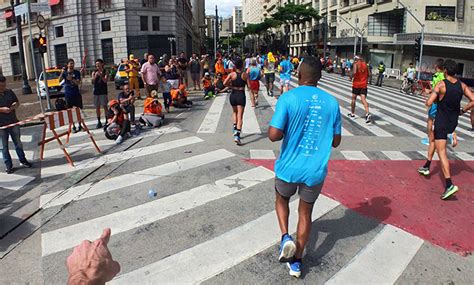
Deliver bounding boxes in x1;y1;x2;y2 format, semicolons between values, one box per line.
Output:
205;72;210;76
129;54;134;60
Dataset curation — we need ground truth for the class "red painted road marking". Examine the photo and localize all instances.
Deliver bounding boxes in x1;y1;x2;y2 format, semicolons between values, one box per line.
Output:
246;159;474;255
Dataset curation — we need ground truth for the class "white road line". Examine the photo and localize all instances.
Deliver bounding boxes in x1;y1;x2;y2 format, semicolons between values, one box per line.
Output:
417;151;439;160
453;152;474;161
41;166;274;257
382;151;411;161
338;105;393;137
0;173;35;191
341;151;370;160
370;108;426;138
40;136;203;178
8;135;33;143
326;225;423;285
198;94;227;133
242;90;262;134
39;149;235;209
43;127;181;158
321;76;473;132
249;149;276;159
0;150;34;161
111;195;340;284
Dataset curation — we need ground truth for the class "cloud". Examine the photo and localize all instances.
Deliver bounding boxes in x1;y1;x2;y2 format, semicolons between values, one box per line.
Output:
205;0;236;17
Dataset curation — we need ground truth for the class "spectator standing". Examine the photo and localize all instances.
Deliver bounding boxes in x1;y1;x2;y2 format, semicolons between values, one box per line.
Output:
141;54;161;96
126;54;141;99
178;51;189;88
189;53;201;90
140;53;148;67
165;58;180;89
201;55;210;75
61;58;83;133
376;61;386;87
159;75;172;113
91;59;108;129
0;75;32;174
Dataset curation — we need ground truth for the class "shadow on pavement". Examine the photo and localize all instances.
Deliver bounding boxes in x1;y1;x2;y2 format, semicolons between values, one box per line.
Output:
301;196;392;278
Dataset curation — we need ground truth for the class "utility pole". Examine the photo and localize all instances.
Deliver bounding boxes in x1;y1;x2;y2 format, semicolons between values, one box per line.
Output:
322;16;327;59
11;0;32;94
26;0;41;106
397;0;425;80
214;5;218;58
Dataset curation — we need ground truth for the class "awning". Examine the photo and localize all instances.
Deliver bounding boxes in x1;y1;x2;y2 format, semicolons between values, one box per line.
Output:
49;0;61;6
3;10;13;19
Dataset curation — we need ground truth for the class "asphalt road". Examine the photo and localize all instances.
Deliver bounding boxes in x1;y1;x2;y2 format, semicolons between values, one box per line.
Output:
1;72;473;284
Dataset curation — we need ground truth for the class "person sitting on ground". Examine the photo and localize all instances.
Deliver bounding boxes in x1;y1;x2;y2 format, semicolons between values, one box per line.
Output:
171;84;193;108
214;73;229;94
139;90;164;128
202;72;214;99
105;99;131;144
117;84;136;124
159;75;172;113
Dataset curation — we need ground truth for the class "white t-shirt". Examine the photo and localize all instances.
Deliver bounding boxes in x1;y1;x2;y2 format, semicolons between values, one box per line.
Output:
407;67;416;80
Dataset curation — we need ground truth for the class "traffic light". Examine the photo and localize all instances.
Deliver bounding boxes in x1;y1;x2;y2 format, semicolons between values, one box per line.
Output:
38;35;47;54
414;36;421;61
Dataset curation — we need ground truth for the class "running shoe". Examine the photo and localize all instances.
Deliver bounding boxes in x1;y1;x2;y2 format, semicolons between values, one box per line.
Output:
96;122;103;129
441;185;459;200
115;135;124;145
347;113;355;118
278;234;296;262
287;260;302;278
365;113;372;124
417;166;430;176
234;135;241;145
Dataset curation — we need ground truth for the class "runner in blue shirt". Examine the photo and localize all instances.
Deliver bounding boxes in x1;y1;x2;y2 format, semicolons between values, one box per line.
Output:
278;55;293;94
268;56;342;278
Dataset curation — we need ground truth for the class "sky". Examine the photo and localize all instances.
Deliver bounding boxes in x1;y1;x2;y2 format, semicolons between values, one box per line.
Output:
205;0;235;17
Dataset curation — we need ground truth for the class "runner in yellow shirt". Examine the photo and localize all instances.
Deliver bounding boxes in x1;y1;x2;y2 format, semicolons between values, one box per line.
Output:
126;54;141;99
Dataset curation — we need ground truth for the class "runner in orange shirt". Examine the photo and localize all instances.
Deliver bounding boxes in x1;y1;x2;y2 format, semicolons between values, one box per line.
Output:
348;55;372;124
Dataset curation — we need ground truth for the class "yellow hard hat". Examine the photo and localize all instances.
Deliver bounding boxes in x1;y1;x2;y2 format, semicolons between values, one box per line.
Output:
129;54;135;60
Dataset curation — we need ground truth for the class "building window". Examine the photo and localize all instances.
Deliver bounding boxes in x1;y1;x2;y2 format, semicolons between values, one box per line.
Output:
368;10;404;37
152;16;160;31
99;0;112;9
10;52;22;76
51;1;65;17
55;26;64;37
10;36;17;47
54;44;68;68
101;20;111;32
140;16;148;31
142;0;158;8
425;6;455;21
101;39;114;65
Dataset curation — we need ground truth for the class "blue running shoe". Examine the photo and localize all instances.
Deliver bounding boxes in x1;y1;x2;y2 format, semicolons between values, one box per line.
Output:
421;137;429;146
278;234;296;262
287;260;302;278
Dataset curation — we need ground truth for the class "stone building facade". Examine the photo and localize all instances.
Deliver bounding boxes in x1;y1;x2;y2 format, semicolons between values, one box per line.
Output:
0;0;201;78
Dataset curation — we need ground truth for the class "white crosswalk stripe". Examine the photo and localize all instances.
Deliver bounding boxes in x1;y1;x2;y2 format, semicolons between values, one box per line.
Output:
382;151;411;161
8;135;33;143
242;90;262;134
0;172;35;191
341;151;370;160
40;136;203;178
249;149;276;159
198;94;227;133
0;150;34;161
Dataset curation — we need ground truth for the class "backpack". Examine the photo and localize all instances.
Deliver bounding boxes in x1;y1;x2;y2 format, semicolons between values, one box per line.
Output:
55;98;67;111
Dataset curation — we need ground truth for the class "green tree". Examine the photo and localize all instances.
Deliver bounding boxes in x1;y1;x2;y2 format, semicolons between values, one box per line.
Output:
272;2;320;54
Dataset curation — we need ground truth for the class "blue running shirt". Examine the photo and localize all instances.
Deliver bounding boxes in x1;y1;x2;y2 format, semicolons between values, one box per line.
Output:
279;60;293;81
270;86;342;186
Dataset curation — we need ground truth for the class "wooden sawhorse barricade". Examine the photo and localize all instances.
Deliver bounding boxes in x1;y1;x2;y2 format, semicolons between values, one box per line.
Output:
39;107;101;166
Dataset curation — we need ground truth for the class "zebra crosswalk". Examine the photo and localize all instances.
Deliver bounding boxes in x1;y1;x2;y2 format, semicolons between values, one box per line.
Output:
2;72;473;284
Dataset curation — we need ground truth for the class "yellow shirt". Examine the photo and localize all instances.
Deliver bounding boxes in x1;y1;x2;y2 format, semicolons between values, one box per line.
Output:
128;62;139;77
291;58;299;65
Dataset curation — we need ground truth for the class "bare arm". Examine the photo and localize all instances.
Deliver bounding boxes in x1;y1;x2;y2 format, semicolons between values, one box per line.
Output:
426;81;444;107
268;126;284;142
223;73;233;87
332;134;342;148
461;82;474;113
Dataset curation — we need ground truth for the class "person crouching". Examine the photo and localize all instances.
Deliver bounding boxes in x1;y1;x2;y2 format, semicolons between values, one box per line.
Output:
171;84;193;108
139;90;165;128
104;99;131;144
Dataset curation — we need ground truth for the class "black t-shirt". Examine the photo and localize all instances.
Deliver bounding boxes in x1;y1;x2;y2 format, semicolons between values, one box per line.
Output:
0;89;19;127
178;57;188;70
117;91;133;105
190;58;201;73
166;65;180;80
93;70;108;95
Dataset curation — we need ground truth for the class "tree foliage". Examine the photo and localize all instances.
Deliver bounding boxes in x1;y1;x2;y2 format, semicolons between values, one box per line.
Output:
272;2;320;27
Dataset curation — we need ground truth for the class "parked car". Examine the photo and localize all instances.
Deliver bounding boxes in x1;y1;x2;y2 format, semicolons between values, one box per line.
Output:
38;67;64;99
114;62;144;90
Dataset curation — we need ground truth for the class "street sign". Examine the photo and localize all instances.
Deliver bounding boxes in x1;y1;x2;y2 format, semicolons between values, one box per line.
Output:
14;3;28;16
31;3;50;13
37;15;46;29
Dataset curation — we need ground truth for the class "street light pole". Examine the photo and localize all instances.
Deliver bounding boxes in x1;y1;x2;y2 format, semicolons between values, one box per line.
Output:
11;0;32;94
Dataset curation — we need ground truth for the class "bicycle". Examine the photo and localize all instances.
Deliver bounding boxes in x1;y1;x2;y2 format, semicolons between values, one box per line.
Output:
400;76;415;94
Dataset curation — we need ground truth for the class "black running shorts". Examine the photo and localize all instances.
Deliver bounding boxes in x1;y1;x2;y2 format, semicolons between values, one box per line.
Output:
275;177;324;204
230;91;246;107
352;87;368;96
